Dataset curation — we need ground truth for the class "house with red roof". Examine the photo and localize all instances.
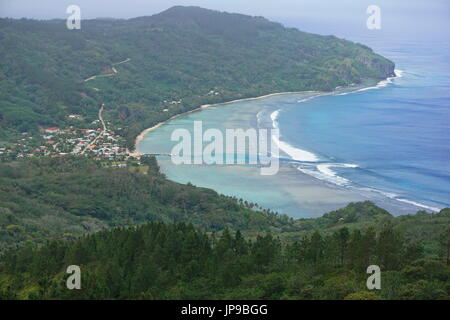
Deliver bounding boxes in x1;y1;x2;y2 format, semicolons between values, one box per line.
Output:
44;127;60;134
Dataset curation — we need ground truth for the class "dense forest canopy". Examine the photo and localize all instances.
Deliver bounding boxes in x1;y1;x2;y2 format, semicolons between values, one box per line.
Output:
0;6;395;147
0;157;447;253
0;156;295;251
0;220;449;300
1;6;447;301
0;157;448;300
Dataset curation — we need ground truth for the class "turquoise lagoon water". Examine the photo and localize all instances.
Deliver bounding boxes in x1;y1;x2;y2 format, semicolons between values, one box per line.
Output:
138;37;450;218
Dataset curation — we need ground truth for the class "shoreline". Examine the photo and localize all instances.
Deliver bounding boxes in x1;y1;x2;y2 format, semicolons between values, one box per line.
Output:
131;71;443;215
132;71;400;155
131;90;320;156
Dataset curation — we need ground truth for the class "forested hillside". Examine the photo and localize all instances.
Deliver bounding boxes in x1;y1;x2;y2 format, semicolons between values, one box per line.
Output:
0;220;448;300
0;157;295;251
3;6;447;301
1;157;448;253
0;6;395;147
0;156;448;299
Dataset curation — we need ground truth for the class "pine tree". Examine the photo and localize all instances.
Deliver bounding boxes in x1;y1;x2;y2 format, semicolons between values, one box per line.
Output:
376;222;404;270
438;227;450;265
348;229;363;269
334;227;350;266
361;227;377;268
309;231;324;265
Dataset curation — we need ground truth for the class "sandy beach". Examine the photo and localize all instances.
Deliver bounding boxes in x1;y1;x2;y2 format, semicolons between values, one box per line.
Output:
135;86;430;218
134;90;371;218
132;90;320;155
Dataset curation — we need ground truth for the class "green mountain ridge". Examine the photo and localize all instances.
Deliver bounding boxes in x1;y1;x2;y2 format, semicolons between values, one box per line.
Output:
3;7;447;301
0;157;448;300
0;157;295;251
0;6;394;147
0;157;448;251
1;217;449;300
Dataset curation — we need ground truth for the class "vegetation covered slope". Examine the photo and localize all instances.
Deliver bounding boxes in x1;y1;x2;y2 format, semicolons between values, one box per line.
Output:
1;157;447;253
0;156;448;299
0;157;295;251
0;6;395;147
0;220;448;300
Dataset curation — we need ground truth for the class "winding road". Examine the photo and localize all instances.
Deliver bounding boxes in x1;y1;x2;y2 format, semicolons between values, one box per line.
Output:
81;103;106;154
83;58;131;82
81;58;131;154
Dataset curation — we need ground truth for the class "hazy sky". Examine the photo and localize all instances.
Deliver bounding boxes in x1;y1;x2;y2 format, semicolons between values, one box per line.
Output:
1;0;449;39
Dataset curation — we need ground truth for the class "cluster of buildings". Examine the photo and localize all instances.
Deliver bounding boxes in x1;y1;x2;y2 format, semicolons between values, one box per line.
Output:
0;125;136;162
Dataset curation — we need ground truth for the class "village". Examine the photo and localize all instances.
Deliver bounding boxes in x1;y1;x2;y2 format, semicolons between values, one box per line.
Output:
0;118;143;169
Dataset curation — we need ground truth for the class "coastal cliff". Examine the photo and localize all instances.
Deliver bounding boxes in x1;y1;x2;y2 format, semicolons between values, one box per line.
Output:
0;6;396;147
357;54;396;78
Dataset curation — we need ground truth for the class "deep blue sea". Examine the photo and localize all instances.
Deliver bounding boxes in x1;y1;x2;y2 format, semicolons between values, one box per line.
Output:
275;37;450;211
139;34;450;217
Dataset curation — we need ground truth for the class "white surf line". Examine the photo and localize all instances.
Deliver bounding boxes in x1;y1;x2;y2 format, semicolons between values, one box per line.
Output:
358;186;441;212
317;163;358;177
277;70;403;162
271;131;320;162
295;163;358;187
275;71;442;212
334;69;404;96
270;109;320;162
270;71;404;164
395;198;441;212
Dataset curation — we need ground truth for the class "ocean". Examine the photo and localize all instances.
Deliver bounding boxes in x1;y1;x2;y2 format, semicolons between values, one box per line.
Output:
274;36;450;212
138;35;450;218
